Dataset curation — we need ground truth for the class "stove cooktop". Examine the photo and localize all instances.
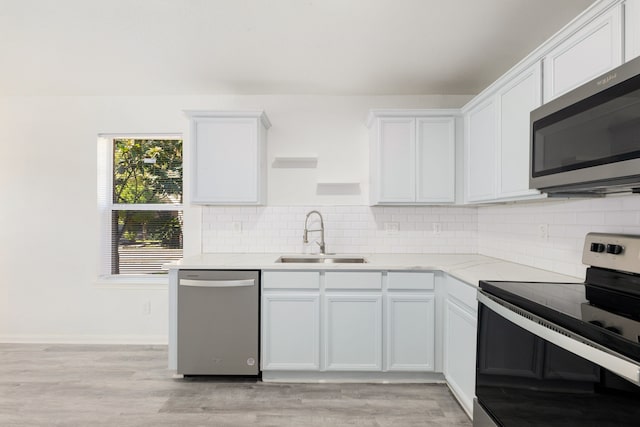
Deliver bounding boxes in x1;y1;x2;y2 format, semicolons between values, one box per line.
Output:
479;280;640;364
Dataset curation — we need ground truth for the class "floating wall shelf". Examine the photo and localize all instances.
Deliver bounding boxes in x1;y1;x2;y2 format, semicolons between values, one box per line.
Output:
272;156;318;168
316;181;361;195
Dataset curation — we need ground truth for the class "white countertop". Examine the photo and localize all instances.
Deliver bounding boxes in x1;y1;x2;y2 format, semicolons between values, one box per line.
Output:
166;253;582;287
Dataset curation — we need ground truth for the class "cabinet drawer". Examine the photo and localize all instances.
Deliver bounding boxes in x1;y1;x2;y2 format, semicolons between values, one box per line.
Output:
325;272;382;290
388;272;434;290
262;271;320;289
446;276;478;311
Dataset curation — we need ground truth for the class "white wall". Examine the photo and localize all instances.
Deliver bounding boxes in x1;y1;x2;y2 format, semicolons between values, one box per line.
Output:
0;94;471;343
477;195;640;279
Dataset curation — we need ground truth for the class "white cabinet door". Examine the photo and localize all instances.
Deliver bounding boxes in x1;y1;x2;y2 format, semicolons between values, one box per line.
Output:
444;275;478;417
465;98;497;202
626;0;640;61
416;117;455;203
386;294;435;371
543;4;623;101
497;62;542;199
377;118;416;203
444;297;477;418
324;294;382;371
262;293;320;370
188;111;269;205
368;110;457;205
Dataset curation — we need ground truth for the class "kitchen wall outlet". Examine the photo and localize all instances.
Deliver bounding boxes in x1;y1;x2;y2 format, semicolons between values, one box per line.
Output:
538;223;549;240
232;221;243;234
142;300;151;316
432;223;442;235
384;222;399;235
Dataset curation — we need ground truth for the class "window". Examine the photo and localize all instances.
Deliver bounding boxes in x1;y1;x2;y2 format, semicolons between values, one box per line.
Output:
98;136;183;277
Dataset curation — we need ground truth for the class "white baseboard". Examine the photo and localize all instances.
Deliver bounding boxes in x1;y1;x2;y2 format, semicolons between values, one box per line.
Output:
262;371;446;383
446;381;474;420
0;334;168;345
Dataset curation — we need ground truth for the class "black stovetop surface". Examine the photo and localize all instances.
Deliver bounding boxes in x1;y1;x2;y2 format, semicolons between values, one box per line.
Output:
479;279;640;363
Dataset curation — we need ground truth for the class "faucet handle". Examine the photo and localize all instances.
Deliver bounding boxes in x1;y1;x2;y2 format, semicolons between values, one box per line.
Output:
303;229;308;243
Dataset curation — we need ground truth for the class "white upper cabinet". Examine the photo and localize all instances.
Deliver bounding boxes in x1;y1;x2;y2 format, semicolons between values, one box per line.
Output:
416;118;456;203
368;110;456;205
465;98;497;202
465;64;543;203
185;111;270;205
625;0;640;61
463;1;628;204
543;3;623;102
375;117;416;203
497;62;542;199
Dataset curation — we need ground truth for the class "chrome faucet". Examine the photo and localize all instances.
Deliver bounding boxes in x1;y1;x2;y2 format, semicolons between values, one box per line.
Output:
303;210;326;254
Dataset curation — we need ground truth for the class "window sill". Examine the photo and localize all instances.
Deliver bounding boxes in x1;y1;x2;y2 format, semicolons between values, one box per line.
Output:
94;275;169;290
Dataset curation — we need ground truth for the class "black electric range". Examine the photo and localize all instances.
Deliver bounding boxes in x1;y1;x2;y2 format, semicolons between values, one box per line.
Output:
474;233;640;427
479;277;640;364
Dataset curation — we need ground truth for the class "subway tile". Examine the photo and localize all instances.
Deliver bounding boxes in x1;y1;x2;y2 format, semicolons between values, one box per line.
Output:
391;214;408;222
590;197;623;211
604;211;639;226
575;211;605;225
414;207;432;214
621;197;640;210
200;197;639;278
373;214;392;223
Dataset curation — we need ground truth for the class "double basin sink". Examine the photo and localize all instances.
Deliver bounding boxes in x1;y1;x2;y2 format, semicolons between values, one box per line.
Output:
276;255;367;264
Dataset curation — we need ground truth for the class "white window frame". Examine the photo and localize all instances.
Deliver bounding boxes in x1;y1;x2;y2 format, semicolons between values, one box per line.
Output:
97;133;183;286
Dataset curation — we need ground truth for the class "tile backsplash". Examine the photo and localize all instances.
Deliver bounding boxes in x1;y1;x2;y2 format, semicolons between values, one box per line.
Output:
201;206;478;255
201;195;640;279
477;195;640;279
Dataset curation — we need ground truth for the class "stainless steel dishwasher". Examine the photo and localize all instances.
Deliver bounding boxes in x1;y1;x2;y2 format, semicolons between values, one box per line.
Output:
177;270;260;376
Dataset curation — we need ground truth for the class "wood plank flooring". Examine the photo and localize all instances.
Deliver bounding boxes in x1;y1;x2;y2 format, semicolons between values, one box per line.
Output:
0;344;471;426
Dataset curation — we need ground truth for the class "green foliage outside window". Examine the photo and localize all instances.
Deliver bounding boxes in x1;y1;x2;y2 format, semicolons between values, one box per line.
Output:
111;139;183;274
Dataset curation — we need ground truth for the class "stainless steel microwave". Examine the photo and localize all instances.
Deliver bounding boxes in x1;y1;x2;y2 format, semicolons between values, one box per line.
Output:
530;56;640;196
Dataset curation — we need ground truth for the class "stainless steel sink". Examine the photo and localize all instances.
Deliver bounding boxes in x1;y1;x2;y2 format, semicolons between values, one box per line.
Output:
276;256;367;264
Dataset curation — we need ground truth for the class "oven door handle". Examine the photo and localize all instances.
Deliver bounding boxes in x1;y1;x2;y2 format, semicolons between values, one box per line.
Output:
478;292;640;386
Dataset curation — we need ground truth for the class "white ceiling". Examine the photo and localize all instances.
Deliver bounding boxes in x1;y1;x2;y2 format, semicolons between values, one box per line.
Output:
0;0;595;96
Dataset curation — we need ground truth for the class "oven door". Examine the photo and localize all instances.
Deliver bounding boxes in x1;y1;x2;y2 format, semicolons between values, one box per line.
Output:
475;293;640;427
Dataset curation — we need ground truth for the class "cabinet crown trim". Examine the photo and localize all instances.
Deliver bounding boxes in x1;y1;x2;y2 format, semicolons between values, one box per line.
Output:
365;109;460;128
183;110;272;129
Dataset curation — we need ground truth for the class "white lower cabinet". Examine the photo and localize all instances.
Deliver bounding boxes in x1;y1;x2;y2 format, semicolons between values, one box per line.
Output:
262;293;320;370
443;276;478;418
324;294;383;371
386;294;435;371
261;270;438;375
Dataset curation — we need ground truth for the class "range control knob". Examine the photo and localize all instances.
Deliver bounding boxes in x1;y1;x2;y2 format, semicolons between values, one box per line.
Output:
606;244;624;255
590;243;606;253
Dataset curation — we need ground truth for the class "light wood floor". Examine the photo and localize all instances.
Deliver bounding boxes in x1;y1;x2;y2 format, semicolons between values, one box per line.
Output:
0;344;471;426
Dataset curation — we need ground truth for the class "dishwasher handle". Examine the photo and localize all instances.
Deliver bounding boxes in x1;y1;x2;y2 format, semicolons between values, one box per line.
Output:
179;279;256;288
